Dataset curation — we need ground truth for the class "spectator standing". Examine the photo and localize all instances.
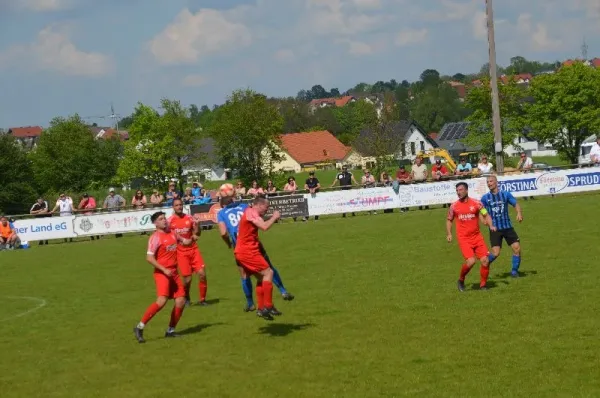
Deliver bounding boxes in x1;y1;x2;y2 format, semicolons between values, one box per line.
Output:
517;152;535;200
455;157;473;176
331;165;357;218
361;169;377;215
79;194;100;241
52;193;74;216
235;181;246;199
104;188;126;238
165;182;181;206
30;197;51;245
131;190;147;209
304;171;321;221
477;155;494;174
150;190;163;207
183;188;194;204
284;177;297;193
247;180;264;197
265;180;277;197
380;172;394;214
590;136;600;166
411;157;429;210
431;159;449;180
396;165;411;212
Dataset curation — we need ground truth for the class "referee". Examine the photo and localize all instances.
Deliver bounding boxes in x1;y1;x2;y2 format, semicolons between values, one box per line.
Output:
331;165;357;218
480;175;523;277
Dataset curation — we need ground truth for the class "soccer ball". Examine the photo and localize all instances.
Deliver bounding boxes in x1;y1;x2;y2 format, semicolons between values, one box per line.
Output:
219;183;235;198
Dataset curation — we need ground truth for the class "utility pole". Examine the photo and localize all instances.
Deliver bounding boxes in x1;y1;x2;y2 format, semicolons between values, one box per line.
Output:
486;0;504;173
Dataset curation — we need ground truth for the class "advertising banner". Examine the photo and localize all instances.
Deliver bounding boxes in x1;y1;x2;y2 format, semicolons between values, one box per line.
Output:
72;208;175;236
497;168;600;197
265;194;308;218
13;216;75;241
306;187;399;216
190;203;222;225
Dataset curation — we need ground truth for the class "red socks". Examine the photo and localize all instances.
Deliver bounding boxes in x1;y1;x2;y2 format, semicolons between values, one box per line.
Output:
199;280;207;302
262;281;274;308
169;306;184;328
141;303;161;324
255;283;264;309
459;264;471;282
480;266;489;287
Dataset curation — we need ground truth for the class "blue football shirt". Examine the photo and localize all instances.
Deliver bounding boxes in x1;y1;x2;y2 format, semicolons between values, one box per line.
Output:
216;202;249;247
480;190;518;230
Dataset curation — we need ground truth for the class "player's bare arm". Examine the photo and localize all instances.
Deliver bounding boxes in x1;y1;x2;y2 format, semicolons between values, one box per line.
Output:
218;222;232;248
146;254;173;276
446;219;453;242
515;203;523;222
250;211;281;231
192;219;200;240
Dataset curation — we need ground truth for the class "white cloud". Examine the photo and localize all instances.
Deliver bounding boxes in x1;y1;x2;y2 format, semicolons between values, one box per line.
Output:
19;0;71;11
181;74;208;87
395;28;428;46
516;14;562;51
0;25;113;77
273;49;296;63
423;0;479;22
352;0;382;9
149;8;252;65
472;11;487;40
347;41;375;55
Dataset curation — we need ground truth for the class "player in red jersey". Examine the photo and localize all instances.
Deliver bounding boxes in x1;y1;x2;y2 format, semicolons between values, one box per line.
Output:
234;195;281;320
133;211;191;343
168;198;207;306
446;182;497;291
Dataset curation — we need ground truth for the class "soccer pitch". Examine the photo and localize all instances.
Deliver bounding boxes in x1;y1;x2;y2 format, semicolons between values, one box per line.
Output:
1;194;599;397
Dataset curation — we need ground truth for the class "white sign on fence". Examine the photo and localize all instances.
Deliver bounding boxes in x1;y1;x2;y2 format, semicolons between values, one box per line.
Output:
306;187;399;216
13;216;75;241
496;168;600;197
72;208;176;236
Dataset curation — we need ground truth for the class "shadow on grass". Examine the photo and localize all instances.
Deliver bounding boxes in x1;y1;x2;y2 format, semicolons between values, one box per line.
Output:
178;322;225;335
469;280;508;290
200;298;222;305
257;323;315;337
495;270;538;279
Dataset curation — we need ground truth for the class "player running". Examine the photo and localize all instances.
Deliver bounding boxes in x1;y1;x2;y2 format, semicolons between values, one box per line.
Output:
168;198;208;306
480;175;523;277
217;194;294;313
231;195;283;320
446;182;496;291
133;211;189;343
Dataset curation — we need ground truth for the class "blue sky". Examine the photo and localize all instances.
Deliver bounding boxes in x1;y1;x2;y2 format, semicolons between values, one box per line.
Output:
1;0;598;128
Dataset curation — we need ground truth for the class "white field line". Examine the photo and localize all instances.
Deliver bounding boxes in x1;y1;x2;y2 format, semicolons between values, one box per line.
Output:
0;296;47;322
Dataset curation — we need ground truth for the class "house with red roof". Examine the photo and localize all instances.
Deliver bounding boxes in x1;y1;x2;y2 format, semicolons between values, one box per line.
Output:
7;126;43;150
308;96;356;113
273;130;363;172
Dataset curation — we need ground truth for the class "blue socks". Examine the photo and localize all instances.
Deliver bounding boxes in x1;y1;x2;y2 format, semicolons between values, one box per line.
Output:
271;266;287;294
241;278;254;307
488;253;497;264
512;255;521;274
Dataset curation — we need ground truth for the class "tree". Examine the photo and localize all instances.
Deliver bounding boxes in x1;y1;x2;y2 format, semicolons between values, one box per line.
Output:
419;69;441;87
31;115;122;194
208;89;284;184
117;99;200;190
410;83;466;132
524;62;600;164
452;73;466;82
0;135;38;214
463;78;528;154
278;99;313;133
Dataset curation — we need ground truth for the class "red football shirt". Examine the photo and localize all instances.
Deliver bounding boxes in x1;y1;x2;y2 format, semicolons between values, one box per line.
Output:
233;207;261;255
147;230;178;269
447;197;485;240
167;213;197;252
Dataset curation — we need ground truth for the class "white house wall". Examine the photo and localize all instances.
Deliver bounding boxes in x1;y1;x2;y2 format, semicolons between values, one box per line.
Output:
400;126;436;160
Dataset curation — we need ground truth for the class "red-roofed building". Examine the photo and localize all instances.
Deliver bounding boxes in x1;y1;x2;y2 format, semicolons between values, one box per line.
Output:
7;126;43;149
309;96;356;112
273;130;363;172
90;126;129;141
448;81;466;100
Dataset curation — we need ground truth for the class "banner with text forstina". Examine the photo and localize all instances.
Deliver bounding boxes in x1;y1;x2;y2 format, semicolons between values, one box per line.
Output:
497;169;600;196
72;209;175;236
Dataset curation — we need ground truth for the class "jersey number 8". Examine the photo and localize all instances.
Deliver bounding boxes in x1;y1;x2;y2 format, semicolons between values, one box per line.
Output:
227;211;244;227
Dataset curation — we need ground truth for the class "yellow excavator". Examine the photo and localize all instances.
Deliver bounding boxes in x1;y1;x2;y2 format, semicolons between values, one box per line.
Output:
416;149;481;174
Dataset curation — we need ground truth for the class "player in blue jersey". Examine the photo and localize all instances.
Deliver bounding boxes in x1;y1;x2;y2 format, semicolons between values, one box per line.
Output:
480;175;523;277
217;195;294;311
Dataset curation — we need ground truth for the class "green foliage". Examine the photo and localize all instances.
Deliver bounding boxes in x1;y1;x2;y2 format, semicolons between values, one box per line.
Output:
209;89;284;185
0;135;38;214
31;115;122;194
118;99;200;190
525;62;600;164
410;83;466;132
463;78;528;154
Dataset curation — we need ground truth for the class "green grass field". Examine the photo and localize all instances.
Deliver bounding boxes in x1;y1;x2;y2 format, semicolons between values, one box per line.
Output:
1;194;598;397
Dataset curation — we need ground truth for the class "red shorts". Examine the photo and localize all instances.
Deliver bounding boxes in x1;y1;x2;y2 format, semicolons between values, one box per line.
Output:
153;270;186;299
458;235;489;260
177;249;205;276
234;251;270;275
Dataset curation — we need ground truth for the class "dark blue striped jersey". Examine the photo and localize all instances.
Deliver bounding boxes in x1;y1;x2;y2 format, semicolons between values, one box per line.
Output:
216;202;249;248
480;190;518;230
